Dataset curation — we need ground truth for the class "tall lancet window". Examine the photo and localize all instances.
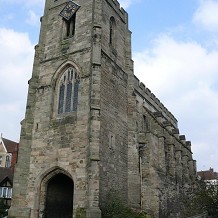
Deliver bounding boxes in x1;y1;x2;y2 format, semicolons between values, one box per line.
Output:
109;17;116;46
57;67;80;114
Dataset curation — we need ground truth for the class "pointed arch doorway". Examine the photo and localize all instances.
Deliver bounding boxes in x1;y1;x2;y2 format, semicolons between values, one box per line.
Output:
44;173;74;218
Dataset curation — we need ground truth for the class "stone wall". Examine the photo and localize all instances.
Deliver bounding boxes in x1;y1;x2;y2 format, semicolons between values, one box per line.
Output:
99;0;130;209
99;53;128;206
130;78;197;217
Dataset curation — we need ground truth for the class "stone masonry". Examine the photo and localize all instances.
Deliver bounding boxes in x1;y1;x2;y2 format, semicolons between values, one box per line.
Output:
8;0;197;217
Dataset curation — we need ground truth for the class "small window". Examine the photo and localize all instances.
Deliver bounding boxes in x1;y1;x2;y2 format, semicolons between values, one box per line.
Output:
0;187;12;198
143;115;147;132
7;188;12;198
138;144;145;157
3;187;7;198
109;132;115;150
5;155;11;168
0;156;2;166
109;17;116;46
57;67;80;115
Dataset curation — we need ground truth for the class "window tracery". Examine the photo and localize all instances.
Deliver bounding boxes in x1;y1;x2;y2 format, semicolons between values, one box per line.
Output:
57;66;80;115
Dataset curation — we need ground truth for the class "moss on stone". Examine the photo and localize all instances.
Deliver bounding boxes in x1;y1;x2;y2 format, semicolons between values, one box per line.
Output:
75;207;86;218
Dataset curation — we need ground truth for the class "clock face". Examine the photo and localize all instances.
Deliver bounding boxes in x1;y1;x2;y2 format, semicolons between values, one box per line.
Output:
60;1;80;21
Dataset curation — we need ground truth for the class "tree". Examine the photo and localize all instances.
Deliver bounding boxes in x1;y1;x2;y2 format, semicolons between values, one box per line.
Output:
183;179;218;217
0;199;9;218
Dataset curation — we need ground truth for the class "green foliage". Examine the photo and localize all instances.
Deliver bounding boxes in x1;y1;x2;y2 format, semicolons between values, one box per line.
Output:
101;192;147;218
183;180;218;217
75;207;86;218
0;199;9;218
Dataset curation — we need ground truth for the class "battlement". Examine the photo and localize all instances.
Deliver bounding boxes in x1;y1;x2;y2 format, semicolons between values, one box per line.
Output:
152;112;192;153
105;0;127;22
134;75;177;127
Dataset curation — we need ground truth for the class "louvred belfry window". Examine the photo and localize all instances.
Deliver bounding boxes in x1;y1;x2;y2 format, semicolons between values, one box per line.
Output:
57;67;80;114
65;15;76;37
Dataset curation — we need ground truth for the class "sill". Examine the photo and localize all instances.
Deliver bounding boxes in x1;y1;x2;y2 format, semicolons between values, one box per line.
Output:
50;112;77;126
62;35;75;41
56;111;77;118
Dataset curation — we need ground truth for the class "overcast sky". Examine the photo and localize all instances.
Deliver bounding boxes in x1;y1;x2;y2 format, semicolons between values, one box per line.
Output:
0;0;218;172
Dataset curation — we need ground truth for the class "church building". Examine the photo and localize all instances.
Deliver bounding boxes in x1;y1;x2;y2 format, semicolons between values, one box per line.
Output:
9;0;197;217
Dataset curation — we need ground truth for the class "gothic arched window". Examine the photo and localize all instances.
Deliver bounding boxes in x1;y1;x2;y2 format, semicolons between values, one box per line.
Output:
57;67;80;115
109;17;116;46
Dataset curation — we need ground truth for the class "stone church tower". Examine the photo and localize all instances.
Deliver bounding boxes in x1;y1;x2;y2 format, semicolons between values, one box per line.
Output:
9;0;197;218
9;0;133;217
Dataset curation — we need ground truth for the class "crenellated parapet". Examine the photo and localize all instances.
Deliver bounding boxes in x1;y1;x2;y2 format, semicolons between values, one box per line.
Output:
136;101;196;185
142;108;192;154
136;102;197;216
105;0;128;22
134;75;177;127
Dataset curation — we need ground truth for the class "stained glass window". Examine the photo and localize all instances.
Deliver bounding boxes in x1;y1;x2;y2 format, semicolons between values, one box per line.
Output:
57;66;79;115
65;82;72;112
58;84;65;114
73;80;79;112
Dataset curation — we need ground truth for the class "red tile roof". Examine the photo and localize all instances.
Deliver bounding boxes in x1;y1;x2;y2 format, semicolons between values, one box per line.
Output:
2;138;18;153
197;168;218;180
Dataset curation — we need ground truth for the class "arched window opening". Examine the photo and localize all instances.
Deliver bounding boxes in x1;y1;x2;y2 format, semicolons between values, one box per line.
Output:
57;66;80;115
109;17;116;46
44;173;74;218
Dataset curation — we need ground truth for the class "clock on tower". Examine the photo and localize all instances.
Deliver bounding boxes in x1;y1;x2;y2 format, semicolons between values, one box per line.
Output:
60;0;80;20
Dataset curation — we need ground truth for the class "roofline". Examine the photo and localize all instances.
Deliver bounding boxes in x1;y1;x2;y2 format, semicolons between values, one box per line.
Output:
0;134;7;152
0;176;13;186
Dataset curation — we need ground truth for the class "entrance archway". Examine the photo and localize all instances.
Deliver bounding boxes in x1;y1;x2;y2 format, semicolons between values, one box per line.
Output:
44;173;74;218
